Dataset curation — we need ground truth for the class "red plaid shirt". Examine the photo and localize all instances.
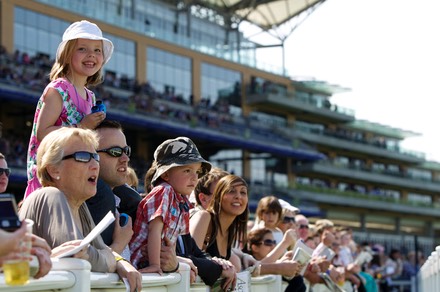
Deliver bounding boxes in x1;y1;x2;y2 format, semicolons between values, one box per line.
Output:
129;182;190;269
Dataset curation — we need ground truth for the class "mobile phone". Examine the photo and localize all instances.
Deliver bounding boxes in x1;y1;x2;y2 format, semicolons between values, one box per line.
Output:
119;213;129;227
0;194;22;232
91;100;106;113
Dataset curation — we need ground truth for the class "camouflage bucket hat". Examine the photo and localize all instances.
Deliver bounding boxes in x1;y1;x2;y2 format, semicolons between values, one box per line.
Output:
151;137;212;185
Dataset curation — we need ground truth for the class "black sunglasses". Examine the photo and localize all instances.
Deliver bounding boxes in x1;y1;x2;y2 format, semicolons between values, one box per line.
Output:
62;151;100;163
259;239;277;247
282;216;296;224
299;224;309;229
0;168;11;177
98;146;131;158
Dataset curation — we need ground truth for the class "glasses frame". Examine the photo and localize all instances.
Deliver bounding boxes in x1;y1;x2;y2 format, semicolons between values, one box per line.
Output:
299;224;309;229
97;146;131;158
259;239;277;247
282;216;296;224
0;168;11;177
62;151;100;163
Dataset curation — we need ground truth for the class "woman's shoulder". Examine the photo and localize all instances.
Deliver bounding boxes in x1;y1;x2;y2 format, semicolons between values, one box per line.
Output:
24;187;67;206
192;209;211;220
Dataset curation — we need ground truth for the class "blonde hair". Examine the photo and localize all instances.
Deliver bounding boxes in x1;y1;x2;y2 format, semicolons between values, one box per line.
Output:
50;39;104;86
127;166;139;189
37;127;99;186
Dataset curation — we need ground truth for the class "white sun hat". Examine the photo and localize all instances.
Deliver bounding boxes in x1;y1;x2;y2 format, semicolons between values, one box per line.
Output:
279;199;300;214
56;20;114;64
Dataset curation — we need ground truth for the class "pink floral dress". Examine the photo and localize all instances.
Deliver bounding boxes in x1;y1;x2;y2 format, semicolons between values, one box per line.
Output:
24;78;96;198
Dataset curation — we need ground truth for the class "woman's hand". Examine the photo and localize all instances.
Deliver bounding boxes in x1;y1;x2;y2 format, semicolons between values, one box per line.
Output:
211;257;235;270
31;246;52;279
51;240;88;260
282;229;297;246
221;265;237;291
0;223;27;256
116;260;143;292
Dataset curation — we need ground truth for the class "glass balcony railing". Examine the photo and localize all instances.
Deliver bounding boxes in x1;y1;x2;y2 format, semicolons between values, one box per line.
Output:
35;0;287;76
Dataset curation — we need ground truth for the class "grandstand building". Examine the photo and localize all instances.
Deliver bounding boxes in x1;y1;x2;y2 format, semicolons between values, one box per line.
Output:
1;0;439;254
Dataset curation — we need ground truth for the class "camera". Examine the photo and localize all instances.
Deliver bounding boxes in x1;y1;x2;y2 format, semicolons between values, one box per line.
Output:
0;194;21;232
91;100;106;113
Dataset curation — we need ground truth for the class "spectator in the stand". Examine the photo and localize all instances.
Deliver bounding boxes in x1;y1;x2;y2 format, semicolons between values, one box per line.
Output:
19;127;141;291
295;214;310;242
245;228;304;292
0;152;10;193
190;166;229;216
86;120;140;259
380;248;403;292
190;175;250;286
24;20;113;198
124;166;139;190
130;136;211;280
252;196;284;244
0;152;52;279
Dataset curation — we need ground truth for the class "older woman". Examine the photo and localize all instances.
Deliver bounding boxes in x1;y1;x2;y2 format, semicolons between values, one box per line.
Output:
19;127;141;292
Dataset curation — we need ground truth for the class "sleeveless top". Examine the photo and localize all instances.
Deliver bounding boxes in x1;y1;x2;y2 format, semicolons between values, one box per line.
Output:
204;213;232;260
25;78;95;195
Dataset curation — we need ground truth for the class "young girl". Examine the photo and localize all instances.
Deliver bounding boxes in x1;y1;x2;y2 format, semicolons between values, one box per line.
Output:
25;20;113;198
129;136;211;274
252;195;284;244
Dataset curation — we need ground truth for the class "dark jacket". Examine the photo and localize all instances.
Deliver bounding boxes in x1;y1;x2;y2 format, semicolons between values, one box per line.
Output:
177;234;223;286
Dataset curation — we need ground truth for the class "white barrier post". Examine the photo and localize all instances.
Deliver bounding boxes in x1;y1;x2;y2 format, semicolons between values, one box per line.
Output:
52;258;92;292
250;274;282;292
167;262;190;292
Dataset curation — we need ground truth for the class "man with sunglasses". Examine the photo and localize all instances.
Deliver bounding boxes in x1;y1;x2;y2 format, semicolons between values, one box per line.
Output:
0;153;10;193
86;120;141;255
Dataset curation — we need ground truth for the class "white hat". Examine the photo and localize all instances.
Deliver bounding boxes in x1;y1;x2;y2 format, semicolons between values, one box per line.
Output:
279;199;300;214
56;20;114;64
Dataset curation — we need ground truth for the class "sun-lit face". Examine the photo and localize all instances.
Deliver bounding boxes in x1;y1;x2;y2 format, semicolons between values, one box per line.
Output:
97;128;130;188
278;210;297;233
162;163;202;196
0;158;9;193
252;232;276;260
221;181;248;216
261;210;279;229
70;38;104;78
56;136;100;201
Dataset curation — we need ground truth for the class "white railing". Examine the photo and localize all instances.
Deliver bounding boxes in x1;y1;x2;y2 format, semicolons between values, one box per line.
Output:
0;258;289;292
418;246;440;292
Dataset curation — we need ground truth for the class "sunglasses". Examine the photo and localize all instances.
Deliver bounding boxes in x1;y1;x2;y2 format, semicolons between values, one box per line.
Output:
299;224;309;229
98;146;131;158
259;239;277;247
0;168;11;177
62;151;100;163
282;216;296;224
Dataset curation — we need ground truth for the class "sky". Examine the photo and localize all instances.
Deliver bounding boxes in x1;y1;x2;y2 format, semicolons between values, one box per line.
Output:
245;0;440;162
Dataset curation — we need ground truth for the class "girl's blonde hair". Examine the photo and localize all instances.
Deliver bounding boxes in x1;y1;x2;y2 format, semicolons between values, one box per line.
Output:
49;39;104;86
37;127;99;186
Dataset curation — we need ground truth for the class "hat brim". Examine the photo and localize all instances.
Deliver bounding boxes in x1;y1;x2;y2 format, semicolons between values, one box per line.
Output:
56;33;114;64
152;160;211;186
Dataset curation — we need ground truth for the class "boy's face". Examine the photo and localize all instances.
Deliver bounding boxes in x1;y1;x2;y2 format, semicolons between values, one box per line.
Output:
162;162;202;196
